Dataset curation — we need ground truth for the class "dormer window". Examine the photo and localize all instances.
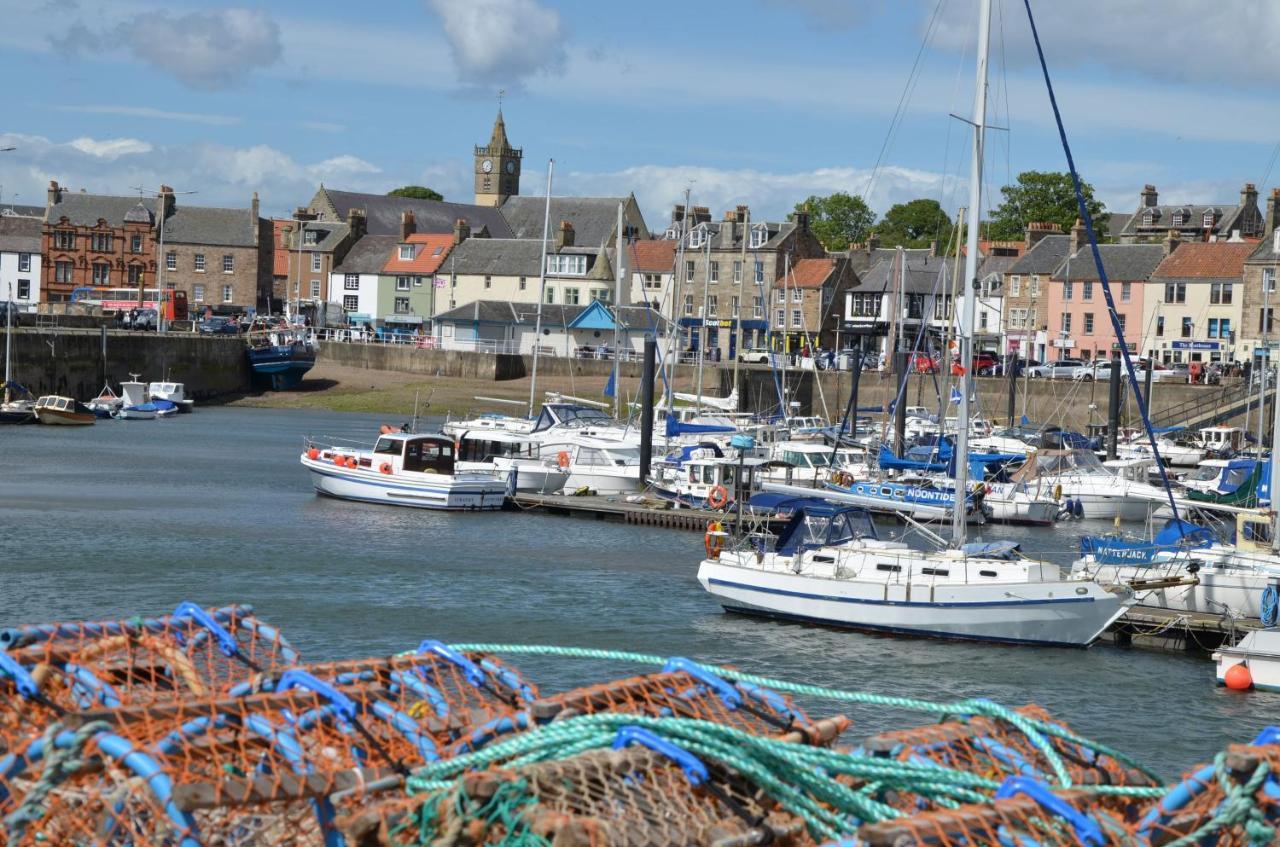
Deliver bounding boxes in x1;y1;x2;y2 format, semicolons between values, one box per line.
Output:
547;254;587;275
399;245;414;260
1203;209;1217;228
1172;209;1186;227
688;224;707;249
303;229;319;245
1142;209;1158;227
664;226;679;240
749;225;768;249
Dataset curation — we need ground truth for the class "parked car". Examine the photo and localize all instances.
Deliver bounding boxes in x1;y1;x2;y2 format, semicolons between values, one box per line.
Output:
980;357;1041;377
910;353;942;373
957;353;998;376
738;347;772;364
123;308;158;331
1026;358;1084;379
198;317;239;335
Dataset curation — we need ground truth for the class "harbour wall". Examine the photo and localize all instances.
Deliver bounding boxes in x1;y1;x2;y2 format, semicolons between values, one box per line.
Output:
0;328;249;400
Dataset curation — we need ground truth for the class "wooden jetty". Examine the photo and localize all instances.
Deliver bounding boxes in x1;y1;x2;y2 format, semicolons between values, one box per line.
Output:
1100;607;1261;653
509;492;784;533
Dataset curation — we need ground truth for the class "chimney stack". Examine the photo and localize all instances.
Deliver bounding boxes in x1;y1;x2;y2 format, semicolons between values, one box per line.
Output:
555;220;574;250
736;204;749;222
250;191;259;222
691;206;711;225
1267;188;1280;239
1070;218;1087;253
1242;182;1259;210
347;207;366;238
671;204;685;226
400;210;416;241
46;180;62;208
1163;228;1180;256
1140;184;1158;208
453;218;471;246
1024;221;1063;249
156;185;176;235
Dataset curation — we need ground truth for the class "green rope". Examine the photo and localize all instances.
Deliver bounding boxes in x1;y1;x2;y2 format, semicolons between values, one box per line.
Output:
1162;754;1275;847
446;642;1161;786
4;720;110;840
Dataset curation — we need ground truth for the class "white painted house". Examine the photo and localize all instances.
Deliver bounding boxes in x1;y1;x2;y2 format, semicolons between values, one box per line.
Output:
327;235;397;323
0;215;41;308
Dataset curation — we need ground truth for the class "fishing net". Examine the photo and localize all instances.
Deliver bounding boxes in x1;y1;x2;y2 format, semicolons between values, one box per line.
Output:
0;603;298;753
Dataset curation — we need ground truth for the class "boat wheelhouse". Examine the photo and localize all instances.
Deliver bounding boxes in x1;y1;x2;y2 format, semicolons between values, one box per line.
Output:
455;429;571;494
33;395;95;426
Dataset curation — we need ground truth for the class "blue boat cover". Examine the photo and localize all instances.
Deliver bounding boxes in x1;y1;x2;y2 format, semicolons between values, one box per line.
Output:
747;493;832;514
729;434;756;450
879;444;947;473
665;413;736;438
1080;519;1216;564
961;541;1021;559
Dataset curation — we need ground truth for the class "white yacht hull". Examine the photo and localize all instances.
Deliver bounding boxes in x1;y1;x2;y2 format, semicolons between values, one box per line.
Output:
1214;632;1280;692
457;459;568;494
302;456;507;510
1075;559;1280;620
1061;490;1153;521
562;468;641;495
698;559;1130;646
985;495;1058;526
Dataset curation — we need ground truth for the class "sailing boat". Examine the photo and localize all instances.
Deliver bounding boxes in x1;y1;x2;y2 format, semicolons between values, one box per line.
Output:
696;0;1133;646
0;291;35;424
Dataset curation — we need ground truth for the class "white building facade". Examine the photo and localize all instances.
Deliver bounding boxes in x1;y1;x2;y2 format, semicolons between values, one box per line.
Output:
0;216;41;308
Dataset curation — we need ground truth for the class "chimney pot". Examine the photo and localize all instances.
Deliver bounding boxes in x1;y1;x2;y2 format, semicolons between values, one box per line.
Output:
453;218;471;246
1163;228;1180;256
1141;184;1159;208
555;220;575;250
400;210;416;241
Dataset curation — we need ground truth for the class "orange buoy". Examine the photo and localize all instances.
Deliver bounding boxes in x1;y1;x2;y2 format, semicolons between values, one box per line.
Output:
333;455;345;467
1224;662;1253;691
557;451;571;469
307;448;319;460
380;462;392;475
707;484;729;510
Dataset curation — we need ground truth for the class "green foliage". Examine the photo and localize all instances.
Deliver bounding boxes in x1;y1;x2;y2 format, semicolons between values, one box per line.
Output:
388;185;444;201
876;198;955;249
987;171;1106;241
791;192;876;251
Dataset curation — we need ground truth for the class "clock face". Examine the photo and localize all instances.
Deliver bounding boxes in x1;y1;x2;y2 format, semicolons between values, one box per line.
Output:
481;159;493;173
505;160;516;175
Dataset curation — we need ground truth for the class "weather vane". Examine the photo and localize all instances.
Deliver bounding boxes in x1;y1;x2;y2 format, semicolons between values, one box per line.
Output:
498;88;505;109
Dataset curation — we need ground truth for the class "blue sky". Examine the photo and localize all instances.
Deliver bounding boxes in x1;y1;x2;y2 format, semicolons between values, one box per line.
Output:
3;0;1279;229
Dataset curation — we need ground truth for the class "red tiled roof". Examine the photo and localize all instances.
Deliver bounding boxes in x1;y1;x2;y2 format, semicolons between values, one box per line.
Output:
1151;241;1255;278
628;239;676;272
272;219;291;277
381;233;455;274
789;257;835;289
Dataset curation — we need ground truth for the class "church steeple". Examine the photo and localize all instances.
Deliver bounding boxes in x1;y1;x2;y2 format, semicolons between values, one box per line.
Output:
474;96;522;207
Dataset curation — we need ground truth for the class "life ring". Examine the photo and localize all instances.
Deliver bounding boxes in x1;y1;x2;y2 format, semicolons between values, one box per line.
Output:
707;485;729;510
705;521;725;559
333;455;346;467
556;451;571;469
380;462;393;475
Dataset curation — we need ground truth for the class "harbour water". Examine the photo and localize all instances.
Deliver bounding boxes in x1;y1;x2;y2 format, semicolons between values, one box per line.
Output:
0;405;1273;777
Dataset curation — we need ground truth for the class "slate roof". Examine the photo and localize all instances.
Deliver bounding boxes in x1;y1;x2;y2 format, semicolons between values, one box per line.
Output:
665;219;800;252
296;221;349;252
0;204;45;219
628;239;675;273
1007;235;1071;275
1053;244;1166;282
1107;213;1132;237
319;188;513;239
1120;203;1247;238
434;299;662;329
382;233;454;275
501;196;627;246
977;255;1020;280
858;255;951;294
332;235;399;275
47;194;257;247
1150;242;1253;282
0;215;40;253
844;246;933;276
445;238;604;277
1246;232;1280;264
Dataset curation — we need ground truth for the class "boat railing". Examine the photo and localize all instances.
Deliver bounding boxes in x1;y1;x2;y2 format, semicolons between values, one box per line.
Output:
302;434;377;451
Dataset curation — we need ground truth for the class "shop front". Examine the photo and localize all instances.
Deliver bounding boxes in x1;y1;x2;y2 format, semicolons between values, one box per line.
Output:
678;317;768;360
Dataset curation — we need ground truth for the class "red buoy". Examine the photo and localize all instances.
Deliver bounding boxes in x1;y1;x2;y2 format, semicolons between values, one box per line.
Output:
1224;662;1253;691
307;448;319;460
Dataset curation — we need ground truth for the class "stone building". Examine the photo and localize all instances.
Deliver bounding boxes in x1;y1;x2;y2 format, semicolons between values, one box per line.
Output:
42;181;270;311
474;109;521;207
1001;224;1067;361
1240;225;1280;364
1144;237;1252;364
1115;183;1268;244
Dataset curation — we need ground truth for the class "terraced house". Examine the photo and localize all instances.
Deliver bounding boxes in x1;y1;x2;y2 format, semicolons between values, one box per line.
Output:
327;212;453;331
42;181;270;311
1144;238;1253;364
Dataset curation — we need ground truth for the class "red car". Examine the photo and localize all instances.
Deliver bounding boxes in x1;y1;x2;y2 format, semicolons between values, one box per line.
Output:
910;353;941;373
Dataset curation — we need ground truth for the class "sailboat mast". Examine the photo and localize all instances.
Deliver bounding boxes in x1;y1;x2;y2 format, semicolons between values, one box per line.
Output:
527;159;555;418
952;0;992;547
3;282;11;404
612;200;625;419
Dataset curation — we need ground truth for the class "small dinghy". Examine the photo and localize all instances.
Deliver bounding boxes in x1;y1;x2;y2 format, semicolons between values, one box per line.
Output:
33;395;96;426
1215;627;1280;692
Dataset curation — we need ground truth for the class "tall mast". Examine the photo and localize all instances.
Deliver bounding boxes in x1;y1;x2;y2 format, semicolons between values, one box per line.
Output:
527;159;555;418
695;219;711;404
3;282;11;404
951;0;992;547
612;200;625;419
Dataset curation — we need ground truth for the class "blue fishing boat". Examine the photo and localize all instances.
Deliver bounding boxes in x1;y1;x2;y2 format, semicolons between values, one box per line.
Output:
246;328;316;391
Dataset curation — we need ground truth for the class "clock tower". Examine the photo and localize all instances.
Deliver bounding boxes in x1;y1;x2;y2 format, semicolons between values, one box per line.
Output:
474;107;522;207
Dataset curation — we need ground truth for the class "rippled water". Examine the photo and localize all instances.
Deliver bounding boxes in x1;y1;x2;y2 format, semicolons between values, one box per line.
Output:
0;406;1272;777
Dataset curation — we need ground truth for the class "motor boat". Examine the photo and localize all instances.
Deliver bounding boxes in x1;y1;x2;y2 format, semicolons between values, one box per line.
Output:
33;395;95;426
1005;449;1162;521
302;432;509;510
698;504;1132;646
114;378;157;420
246;328;316;391
85;383;123;419
148;381;194;413
455;429;570;494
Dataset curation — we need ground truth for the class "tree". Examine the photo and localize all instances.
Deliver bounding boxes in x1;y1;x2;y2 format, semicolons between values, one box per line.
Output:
876;198;955;249
387;185;444;201
986;171;1107;242
791;192;876;251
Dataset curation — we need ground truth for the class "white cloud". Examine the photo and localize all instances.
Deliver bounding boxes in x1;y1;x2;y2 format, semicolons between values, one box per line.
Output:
67;137;153;159
309;155;381;176
561;163;961;227
426;0;565;87
932;2;1280;88
52;7;282;90
55;105;241;126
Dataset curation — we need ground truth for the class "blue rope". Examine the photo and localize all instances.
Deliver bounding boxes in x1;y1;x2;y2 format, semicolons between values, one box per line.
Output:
1020;0;1180;521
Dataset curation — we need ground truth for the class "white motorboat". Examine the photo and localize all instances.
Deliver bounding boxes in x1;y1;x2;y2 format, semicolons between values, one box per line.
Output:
302;432;508;510
85;383;123;418
1006;449;1161;521
535;435;642;494
1214;629;1280;692
455;429;570;494
33;395;95;426
983;482;1061;526
697;505;1132;646
148;381;194;413
115;377;158;420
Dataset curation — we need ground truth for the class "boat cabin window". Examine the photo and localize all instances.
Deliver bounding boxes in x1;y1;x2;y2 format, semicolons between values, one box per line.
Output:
533;404;612;432
374;438;402;456
978;570;998;578
921;567;949;576
403;439;454;474
876;563;901;572
1223;467;1252;488
1187;464;1223;482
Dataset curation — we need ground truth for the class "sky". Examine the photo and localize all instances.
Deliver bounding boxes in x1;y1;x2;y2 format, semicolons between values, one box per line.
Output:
3;0;1280;230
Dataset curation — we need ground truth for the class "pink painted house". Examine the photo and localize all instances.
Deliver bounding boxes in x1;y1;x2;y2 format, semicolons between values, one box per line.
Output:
1046;223;1163;361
